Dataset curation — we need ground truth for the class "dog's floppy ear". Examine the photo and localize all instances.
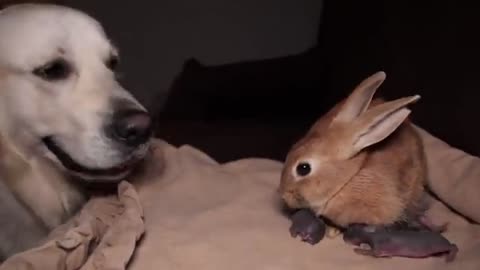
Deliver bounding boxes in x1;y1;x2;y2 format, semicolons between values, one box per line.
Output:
332;71;386;125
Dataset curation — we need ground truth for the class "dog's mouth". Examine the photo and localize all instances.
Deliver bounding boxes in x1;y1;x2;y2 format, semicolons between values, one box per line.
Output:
42;136;137;179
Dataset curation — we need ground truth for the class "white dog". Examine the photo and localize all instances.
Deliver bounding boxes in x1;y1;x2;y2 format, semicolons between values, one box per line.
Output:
0;4;153;260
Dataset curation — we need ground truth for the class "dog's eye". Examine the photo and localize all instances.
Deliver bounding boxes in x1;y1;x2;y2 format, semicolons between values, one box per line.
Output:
33;59;71;81
296;162;311;177
106;55;119;71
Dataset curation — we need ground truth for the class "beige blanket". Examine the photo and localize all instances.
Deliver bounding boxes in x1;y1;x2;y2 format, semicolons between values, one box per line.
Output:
1;126;480;270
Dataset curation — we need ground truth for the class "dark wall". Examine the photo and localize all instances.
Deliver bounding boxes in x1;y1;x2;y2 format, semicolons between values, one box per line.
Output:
155;0;480;162
318;0;480;156
63;0;323;113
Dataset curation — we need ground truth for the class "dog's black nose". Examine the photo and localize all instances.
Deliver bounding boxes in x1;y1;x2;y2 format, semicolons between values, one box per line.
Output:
111;110;153;146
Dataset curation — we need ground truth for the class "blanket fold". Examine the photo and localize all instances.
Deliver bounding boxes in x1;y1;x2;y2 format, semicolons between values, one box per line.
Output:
0;181;144;270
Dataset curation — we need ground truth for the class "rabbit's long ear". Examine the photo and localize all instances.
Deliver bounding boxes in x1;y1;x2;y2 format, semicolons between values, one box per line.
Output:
332;71;386;124
347;95;421;155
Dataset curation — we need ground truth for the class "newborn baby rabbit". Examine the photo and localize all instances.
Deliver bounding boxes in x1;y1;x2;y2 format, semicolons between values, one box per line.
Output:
288;209;458;261
278;72;456;260
343;223;458;262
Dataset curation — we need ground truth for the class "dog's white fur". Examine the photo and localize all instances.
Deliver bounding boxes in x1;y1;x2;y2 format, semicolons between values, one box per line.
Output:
0;4;151;260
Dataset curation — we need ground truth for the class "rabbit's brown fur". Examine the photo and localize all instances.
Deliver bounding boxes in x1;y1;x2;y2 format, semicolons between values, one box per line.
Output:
279;72;426;228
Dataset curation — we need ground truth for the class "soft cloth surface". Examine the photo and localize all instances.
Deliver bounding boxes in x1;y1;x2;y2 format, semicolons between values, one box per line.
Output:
0;182;144;270
2;126;480;269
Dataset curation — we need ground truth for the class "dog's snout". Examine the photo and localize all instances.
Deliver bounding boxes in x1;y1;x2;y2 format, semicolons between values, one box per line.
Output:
110;110;153;147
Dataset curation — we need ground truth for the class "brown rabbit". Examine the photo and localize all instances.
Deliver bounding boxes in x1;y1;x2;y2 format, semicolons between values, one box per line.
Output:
279;71;427;230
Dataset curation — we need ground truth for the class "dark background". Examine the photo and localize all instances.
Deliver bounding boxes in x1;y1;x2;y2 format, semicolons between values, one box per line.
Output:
4;0;480;162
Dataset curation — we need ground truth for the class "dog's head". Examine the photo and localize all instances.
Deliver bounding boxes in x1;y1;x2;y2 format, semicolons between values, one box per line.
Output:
0;4;154;182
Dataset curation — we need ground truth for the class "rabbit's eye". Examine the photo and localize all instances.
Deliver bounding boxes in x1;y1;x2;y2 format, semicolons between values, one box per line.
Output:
296;162;311;177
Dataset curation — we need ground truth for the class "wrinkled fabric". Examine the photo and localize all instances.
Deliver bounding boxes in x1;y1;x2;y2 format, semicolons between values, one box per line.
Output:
0;181;144;270
2;126;480;270
414;125;480;223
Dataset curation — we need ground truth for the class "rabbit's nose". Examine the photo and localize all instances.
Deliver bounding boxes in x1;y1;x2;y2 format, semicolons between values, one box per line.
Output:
282;191;303;209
